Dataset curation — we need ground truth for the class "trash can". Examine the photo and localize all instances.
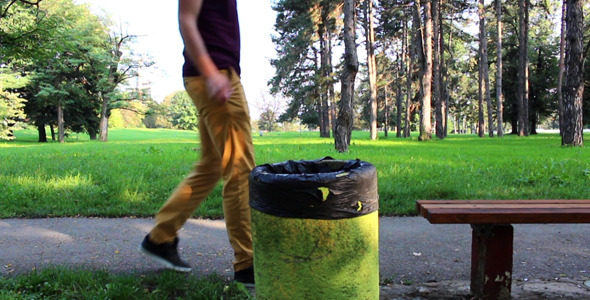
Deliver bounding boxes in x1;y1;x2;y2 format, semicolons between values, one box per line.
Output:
249;157;379;300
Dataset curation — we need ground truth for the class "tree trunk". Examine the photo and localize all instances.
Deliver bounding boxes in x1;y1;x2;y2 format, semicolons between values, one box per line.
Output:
364;0;378;140
57;98;65;143
50;124;55;141
335;0;358;153
419;0;433;141
480;0;493;137
319;15;331;138
99;93;109;142
404;15;412;138
384;84;389;137
396;72;403;138
523;1;530;134
329;33;336;136
433;0;444;139
37;123;47;143
496;0;504;137
561;0;584;146
558;0;566;137
441;3;450;137
517;0;529;136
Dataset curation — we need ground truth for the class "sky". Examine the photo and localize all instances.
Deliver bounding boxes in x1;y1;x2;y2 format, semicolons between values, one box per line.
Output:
80;0;277;118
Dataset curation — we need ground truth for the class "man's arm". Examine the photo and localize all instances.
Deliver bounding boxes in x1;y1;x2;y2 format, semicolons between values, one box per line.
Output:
178;0;232;103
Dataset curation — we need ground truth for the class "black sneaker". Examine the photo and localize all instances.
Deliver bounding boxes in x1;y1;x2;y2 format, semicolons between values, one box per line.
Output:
139;234;192;272
234;266;255;286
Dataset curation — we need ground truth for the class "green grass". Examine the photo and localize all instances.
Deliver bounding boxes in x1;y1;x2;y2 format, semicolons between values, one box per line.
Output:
0;267;252;299
1;128;589;218
1;128;589;297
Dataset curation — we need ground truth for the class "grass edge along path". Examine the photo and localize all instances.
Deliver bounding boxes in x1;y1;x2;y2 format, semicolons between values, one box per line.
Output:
0;267;253;299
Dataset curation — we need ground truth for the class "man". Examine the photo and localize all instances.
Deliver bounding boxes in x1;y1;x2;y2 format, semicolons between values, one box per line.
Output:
139;0;255;285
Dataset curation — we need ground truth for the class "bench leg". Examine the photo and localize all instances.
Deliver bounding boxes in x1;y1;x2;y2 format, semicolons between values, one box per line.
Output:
470;224;513;300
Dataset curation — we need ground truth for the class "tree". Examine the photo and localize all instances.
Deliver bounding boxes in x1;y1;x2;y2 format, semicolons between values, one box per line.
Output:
0;66;28;140
404;11;412;138
256;92;283;132
517;0;530;136
162;91;198;130
364;0;378;140
97;31;147;142
496;0;504;137
259;108;278;132
15;0;109;143
335;0;358;152
0;0;41;140
478;0;492;137
557;0;566;136
270;0;340;136
418;0;433;141
433;0;446;139
561;0;584;146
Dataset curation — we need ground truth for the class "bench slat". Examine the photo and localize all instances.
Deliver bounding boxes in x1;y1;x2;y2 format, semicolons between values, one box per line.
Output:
423;208;590;224
420;203;590;210
416;200;590;216
417;200;590;204
416;200;590;224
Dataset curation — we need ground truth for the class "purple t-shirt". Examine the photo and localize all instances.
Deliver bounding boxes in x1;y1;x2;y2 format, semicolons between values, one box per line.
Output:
182;0;241;77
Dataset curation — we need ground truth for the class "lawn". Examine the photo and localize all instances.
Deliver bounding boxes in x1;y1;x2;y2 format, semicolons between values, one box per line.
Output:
0;268;252;299
1;128;588;218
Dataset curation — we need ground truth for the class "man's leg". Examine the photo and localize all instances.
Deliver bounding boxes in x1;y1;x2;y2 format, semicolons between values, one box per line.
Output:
217;69;255;273
141;76;223;272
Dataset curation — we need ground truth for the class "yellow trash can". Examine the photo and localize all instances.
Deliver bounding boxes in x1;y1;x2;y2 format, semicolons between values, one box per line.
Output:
249;157;379;300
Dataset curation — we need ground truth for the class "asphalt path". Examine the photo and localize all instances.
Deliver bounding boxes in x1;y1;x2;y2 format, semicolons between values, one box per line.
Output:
1;217;589;299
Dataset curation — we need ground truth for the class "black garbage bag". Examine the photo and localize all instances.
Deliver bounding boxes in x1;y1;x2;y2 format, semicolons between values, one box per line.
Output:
249;157;379;219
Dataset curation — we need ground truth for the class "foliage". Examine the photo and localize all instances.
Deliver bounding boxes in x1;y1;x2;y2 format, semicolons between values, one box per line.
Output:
161;90;198;131
0;64;28;140
0;267;253;300
270;0;341;132
3;0;111;141
0;0;153;142
1;129;588;218
259;108;278;132
256;92;284;132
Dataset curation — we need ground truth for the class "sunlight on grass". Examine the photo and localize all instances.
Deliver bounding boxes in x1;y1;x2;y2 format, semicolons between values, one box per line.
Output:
1;129;589;217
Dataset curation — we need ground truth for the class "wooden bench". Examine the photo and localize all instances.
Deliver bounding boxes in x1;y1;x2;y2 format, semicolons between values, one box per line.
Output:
416;200;590;300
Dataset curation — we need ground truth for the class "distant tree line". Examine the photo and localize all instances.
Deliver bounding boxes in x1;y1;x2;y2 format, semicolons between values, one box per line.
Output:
0;0;153;142
269;0;589;151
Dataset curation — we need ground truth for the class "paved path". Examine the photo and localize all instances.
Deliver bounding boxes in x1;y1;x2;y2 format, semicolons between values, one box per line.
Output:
1;217;589;299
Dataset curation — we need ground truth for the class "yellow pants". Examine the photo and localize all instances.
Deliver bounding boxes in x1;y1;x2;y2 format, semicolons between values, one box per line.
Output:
149;68;255;272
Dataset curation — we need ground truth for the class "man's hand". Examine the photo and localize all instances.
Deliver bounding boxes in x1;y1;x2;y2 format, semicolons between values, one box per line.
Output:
206;72;233;104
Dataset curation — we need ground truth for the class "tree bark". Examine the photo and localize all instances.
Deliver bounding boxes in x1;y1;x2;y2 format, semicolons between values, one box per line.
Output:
480;0;493;137
335;0;358;152
364;0;378;140
517;0;529;136
319;12;331;138
328;33;336;136
561;0;584;146
37;123;47;142
496;0;504;137
558;0;566;137
433;0;444;139
441;3;450;137
384;84;389;137
404;15;412;138
50;124;55;141
99;92;109;142
57;98;64;143
98;33;131;142
396;69;403;138
419;0;433;141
